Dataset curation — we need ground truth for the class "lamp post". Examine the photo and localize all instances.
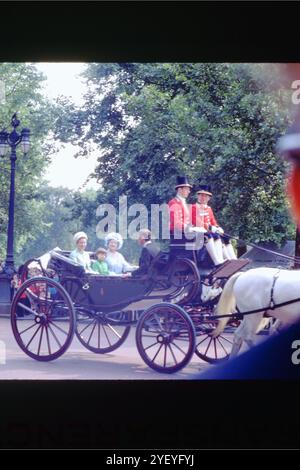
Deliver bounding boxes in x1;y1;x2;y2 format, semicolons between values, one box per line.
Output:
0;114;30;314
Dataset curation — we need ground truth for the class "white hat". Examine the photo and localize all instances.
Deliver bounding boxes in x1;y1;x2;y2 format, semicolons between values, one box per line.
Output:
104;232;123;249
73;231;88;244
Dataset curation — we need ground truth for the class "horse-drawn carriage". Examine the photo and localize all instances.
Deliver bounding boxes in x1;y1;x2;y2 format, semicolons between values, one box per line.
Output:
11;246;249;373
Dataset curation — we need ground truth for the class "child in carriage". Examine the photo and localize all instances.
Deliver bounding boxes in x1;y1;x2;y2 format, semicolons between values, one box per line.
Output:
92;247;130;277
91;247;117;276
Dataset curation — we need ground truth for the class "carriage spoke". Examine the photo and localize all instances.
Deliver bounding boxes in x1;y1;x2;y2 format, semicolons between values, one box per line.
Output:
19;322;39;336
204;337;213;355
102;324;112;347
163;344;167;367
87;321;97;346
196;335;210;347
144;341;160;351
45;326;52;355
98;322;100;349
106;323;122;339
168;344;178;365
217;336;229;355
77;318;95;336
37;326;44;356
48;324;62;348
218;334;233;345
48;319;68;336
171;341;188;356
151;343;163;362
213;338;217;358
25;324;42;349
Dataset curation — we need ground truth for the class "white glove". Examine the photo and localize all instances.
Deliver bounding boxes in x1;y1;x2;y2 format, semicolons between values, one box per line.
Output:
190;226;207;234
216;226;224;235
210;225;218;233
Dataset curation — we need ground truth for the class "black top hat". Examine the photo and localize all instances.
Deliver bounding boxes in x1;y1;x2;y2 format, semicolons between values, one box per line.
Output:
175;175;193;189
196;184;212;196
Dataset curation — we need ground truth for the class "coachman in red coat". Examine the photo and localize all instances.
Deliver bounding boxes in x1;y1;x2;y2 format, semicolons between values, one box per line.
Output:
168;176;199;259
192;185;237;265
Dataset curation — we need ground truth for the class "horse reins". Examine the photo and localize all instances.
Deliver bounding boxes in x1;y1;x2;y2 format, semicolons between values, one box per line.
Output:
223;232;300;263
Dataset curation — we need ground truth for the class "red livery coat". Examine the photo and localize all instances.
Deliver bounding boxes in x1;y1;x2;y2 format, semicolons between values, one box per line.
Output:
191;203;217;230
168;197;191;232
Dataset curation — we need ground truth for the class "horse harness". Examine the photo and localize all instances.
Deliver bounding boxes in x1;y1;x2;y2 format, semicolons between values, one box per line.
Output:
209;268;300;321
263;269;281;317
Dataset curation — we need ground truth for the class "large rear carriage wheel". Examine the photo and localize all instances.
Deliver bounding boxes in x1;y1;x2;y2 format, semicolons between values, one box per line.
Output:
11;277;75;361
136;303;196;373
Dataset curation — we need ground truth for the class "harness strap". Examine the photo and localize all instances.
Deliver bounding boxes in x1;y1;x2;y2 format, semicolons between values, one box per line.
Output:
267;269;281;311
210;294;300;320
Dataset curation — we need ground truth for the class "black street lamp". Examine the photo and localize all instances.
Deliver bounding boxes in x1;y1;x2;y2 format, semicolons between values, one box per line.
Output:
0;113;30;314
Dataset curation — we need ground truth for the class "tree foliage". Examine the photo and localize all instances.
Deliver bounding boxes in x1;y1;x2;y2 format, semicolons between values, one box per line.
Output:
54;63;296;245
0;63;58;261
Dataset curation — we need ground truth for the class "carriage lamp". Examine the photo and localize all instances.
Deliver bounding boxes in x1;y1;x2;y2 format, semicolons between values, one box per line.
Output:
0;114;31;315
21;128;30;155
0;130;9;157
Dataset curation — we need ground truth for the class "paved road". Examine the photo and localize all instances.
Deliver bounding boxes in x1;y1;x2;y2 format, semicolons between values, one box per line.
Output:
0;315;269;380
0;317;213;379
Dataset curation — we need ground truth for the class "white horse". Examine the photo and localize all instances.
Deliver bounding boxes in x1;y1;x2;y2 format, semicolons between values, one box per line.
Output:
211;267;300;357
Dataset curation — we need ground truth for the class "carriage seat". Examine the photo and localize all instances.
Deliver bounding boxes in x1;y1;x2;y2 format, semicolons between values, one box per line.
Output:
146;251;170;278
48;250;85;277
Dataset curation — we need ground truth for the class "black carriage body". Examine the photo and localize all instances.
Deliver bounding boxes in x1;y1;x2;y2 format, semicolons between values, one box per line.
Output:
47;250;200;313
48;251;153;312
60;274;153;312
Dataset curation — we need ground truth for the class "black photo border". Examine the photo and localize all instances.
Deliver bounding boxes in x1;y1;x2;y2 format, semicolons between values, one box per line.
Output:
0;0;299;450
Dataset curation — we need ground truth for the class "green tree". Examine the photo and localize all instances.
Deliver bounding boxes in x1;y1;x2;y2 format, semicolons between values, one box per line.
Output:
0;63;57;262
18;186;78;264
54;63;295;246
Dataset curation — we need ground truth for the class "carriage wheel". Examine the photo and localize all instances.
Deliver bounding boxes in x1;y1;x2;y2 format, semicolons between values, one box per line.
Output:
168;258;200;304
11;277;75;361
136;303;196;373
75;309;131;353
194;319;234;364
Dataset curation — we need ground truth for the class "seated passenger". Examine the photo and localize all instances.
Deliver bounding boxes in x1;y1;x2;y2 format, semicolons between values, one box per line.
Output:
91;247;117;276
105;232;137;275
132;229;160;277
70;231;94;273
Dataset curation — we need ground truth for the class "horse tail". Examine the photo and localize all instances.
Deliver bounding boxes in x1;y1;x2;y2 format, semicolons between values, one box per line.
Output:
211;272;243;337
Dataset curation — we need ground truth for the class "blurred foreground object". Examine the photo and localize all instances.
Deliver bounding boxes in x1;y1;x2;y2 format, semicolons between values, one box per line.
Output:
196;320;300;379
278;64;300;224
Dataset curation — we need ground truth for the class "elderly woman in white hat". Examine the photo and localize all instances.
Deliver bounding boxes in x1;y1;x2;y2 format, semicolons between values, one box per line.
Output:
105;232;137;275
70;231;94;272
